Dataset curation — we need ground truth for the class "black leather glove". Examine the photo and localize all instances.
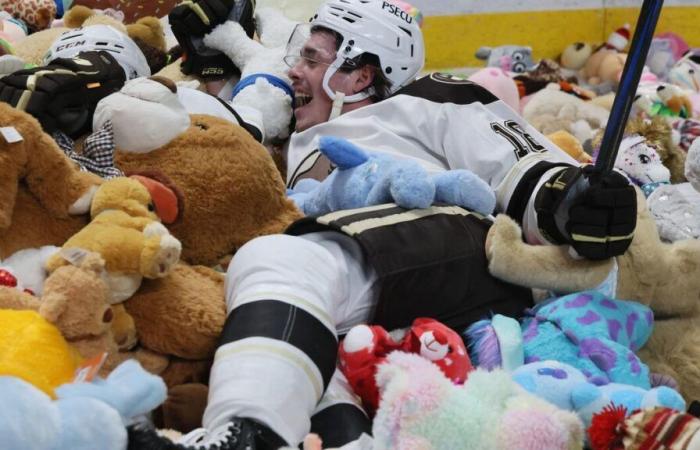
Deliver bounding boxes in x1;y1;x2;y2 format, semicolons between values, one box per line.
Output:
0;51;126;137
535;164;637;260
169;0;255;78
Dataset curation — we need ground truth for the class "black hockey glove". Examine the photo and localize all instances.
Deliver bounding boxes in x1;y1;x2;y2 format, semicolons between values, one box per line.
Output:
169;0;255;78
535;164;637;260
0;51;126;137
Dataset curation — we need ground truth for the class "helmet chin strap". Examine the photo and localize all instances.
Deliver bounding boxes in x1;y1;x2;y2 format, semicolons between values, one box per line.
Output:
322;62;373;121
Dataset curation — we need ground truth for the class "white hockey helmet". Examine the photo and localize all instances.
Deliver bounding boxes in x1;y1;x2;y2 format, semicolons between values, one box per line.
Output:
287;0;424;103
44;25;150;80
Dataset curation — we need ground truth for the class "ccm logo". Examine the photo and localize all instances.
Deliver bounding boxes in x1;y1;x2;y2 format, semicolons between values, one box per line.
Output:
54;40;87;52
381;1;413;24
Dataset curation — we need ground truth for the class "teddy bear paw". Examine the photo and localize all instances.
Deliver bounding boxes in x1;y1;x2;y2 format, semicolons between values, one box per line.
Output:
143;222;169;238
147;235;181;278
68;185;99;215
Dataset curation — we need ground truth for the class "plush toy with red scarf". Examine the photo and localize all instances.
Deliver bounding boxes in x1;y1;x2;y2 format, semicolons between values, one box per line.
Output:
338;317;473;415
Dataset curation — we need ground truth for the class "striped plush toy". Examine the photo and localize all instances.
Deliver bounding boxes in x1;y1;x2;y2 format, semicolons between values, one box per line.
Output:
590;406;700;449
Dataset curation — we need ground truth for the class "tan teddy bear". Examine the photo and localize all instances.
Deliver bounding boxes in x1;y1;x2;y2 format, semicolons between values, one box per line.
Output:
485;188;700;402
0;249;168;377
45;176;182;302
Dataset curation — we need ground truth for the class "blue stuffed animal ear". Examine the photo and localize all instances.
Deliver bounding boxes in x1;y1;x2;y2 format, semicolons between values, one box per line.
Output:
319;136;369;169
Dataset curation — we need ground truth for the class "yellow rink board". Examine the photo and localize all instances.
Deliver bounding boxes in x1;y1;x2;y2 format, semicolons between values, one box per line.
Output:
423;6;700;70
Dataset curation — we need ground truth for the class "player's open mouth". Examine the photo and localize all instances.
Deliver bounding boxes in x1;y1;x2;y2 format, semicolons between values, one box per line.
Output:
295;93;312;108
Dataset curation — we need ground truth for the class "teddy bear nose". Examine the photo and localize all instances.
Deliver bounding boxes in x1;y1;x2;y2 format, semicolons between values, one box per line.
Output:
103;308;113;323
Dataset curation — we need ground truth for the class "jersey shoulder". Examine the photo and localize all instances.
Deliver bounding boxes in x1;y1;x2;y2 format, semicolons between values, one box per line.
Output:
393;72;499;106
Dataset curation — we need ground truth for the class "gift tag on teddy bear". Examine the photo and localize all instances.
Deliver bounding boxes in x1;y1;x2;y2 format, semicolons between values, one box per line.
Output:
0;126;23;144
73;352;108;383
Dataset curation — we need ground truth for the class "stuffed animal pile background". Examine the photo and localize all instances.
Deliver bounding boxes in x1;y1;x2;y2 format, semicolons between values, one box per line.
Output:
1;1;700;449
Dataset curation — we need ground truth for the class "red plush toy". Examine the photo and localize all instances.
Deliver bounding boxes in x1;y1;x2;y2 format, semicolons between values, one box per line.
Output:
338;317;473;415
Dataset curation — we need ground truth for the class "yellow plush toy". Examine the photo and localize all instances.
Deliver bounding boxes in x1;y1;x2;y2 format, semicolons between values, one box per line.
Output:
45;176;182;303
546;130;592;164
0;309;82;397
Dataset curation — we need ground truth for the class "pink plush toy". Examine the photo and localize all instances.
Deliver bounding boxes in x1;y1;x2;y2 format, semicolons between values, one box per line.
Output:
338;317;473;415
468;68;521;112
0;15;27;45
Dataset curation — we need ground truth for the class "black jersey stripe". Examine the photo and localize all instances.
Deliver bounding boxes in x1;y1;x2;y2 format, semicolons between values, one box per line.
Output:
392;72;499;106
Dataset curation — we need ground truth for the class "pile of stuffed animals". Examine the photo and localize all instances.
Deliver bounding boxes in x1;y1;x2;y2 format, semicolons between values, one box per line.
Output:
1;1;700;449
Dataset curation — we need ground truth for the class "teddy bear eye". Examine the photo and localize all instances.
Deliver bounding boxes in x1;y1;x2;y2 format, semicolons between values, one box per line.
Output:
513;52;523;61
639;154;651;164
148;203;155;212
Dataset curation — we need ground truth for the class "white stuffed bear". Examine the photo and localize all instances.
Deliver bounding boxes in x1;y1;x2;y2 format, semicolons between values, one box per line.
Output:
203;7;299;144
646;138;700;241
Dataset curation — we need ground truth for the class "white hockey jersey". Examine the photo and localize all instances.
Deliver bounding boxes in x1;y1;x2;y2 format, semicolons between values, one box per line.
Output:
286;73;578;244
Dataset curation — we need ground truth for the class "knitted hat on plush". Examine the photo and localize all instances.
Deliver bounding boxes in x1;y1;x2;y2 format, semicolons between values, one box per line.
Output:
606;24;631;52
589;406;700;450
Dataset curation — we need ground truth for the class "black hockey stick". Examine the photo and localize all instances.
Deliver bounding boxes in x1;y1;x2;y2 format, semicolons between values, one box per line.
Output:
594;0;664;176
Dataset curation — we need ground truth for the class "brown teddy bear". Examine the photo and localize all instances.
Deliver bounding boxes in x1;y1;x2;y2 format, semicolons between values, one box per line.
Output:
0;249;168;377
1;91;302;430
580;48;627;88
484;188;700;402
12;5;168;75
0;101;99;257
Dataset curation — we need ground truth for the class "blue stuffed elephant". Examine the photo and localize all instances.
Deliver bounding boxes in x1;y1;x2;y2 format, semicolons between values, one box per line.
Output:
288;136;497;217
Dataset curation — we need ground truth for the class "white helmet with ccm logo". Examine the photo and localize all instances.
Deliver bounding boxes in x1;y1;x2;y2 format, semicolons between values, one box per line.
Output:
310;0;424;101
44;25;150;80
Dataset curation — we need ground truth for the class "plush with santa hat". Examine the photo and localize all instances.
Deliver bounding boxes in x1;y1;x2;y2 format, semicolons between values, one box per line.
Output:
605;24;631;52
338;317;473;415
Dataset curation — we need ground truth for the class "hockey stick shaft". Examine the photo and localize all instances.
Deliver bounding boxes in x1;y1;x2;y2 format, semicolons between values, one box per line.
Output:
594;0;664;175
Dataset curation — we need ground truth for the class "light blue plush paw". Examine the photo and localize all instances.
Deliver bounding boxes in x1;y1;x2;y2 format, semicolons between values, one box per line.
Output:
647;386;686;412
432;170;496;215
386;162;435;209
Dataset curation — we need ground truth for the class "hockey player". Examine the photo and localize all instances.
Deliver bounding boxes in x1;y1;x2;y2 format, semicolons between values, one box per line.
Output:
127;0;637;449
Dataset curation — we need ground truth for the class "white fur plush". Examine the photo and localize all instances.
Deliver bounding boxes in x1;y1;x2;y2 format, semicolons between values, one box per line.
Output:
203;7;298;143
523;86;610;144
94;77;190;153
0;245;59;295
647;138;700;241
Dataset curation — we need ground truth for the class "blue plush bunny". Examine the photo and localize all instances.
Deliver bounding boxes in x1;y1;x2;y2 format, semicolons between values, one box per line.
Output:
0;359;166;450
288;136;497;217
512;360;685;428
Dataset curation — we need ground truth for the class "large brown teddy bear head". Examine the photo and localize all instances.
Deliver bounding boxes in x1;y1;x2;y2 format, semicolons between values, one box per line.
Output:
116;114;302;267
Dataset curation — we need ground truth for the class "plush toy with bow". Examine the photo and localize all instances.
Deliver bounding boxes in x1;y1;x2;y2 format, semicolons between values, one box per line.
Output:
288;136;497;217
338;317;473;415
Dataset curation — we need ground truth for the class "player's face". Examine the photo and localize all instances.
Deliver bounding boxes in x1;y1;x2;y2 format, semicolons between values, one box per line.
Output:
287;31;356;132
